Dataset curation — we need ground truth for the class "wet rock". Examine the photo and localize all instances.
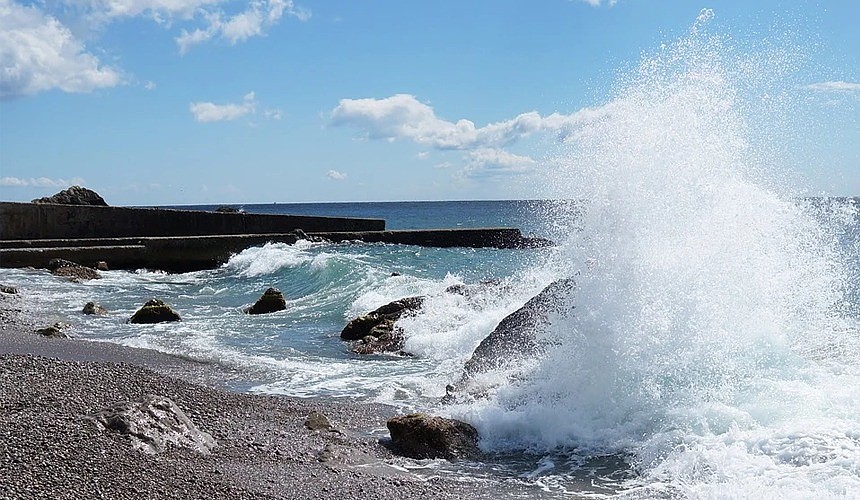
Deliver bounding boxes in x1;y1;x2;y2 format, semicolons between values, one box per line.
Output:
128;299;181;324
0;285;18;294
47;258;101;281
304;411;332;431
32;185;108;206
350;327;407;355
88;395;215;454
451;278;576;396
245;287;287;315
95;261;110;271
387;413;479;460
340;296;424;341
82;301;108;315
35;322;71;338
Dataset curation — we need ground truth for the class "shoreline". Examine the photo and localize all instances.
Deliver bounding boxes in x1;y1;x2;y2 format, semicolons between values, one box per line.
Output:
0;285;510;499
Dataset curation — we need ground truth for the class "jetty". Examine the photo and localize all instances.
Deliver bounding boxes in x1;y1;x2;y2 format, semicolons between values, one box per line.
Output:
0;202;549;272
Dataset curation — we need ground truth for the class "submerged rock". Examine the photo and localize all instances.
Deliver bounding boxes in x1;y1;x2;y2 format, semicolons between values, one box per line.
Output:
47;258;101;281
128;299;181;324
88;395;215;454
245;287;287;315
387;413;479;460
82;301;108;315
34;322;71;338
32;185;108;206
341;296;424;354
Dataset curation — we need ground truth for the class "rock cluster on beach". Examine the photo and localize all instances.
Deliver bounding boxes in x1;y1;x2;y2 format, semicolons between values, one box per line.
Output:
341;296;425;355
48;258;101;281
31;185;108;206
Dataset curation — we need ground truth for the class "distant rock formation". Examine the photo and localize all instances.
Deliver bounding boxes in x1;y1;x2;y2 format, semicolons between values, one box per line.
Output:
128;299;181;324
47;258;101;281
214;206;241;213
88;395;215;454
245;288;287;315
341;296;424;355
387;413;479;459
32;186;108;206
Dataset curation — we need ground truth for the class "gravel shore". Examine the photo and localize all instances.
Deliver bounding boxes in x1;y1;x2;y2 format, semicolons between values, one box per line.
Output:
0;287;504;499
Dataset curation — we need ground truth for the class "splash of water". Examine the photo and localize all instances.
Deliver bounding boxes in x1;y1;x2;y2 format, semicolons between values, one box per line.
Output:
455;10;860;497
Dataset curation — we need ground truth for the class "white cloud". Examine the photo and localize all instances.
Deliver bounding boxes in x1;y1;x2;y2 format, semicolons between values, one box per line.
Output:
0;0;121;98
0;176;85;187
144;80;156;90
805;81;860;94
326;170;347;181
462;149;535;178
264;108;282;120
176;0;309;54
330;93;613;150
189;91;256;122
573;0;618;6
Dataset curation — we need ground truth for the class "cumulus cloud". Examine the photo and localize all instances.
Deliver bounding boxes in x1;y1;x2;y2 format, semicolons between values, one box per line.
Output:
0;0;121;98
330;93;613;150
805;81;860;94
190;91;257;122
176;0;309;54
0;176;85;187
462;149;535;178
326;170;347;181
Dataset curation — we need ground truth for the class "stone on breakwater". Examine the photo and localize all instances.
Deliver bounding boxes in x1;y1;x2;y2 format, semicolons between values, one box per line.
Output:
387;413;479;460
47;258;101;281
32;185;108;206
88;394;215;454
128;299;181;324
245;287;287;315
83;301;108;315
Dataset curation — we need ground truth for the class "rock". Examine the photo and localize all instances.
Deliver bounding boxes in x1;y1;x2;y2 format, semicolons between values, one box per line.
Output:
214;206;240;213
95;261;109;271
35;322;71;338
304;411;332;431
88;395;215;454
82;301;108;315
451;278;576;396
386;413;479;460
47;258;101;281
244;287;287;315
32;185;108;206
341;297;424;341
0;285;18;294
128;299;181;324
350;327;407;355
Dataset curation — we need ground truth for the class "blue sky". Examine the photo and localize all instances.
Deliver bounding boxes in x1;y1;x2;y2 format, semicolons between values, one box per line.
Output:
0;0;858;205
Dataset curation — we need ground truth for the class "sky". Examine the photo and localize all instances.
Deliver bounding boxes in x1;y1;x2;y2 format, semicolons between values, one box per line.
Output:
0;0;858;206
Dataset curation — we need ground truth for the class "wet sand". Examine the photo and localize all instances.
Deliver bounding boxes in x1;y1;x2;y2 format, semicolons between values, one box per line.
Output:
0;287;502;500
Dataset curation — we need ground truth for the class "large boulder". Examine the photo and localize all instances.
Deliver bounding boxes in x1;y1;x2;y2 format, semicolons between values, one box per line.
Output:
48;258;101;281
32;186;108;206
128;299;181;324
449;278;576;397
341;296;424;354
387;413;479;460
244;287;287;315
88;395;215;454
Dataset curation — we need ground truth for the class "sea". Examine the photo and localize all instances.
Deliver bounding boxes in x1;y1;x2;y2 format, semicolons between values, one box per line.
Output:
3;10;860;499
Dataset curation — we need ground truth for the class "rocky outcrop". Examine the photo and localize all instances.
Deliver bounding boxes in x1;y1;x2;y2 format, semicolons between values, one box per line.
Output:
88;395;215;454
82;302;108;315
341;296;424;354
128;299;181;324
47;259;101;281
245;288;287;315
448;278;576;398
214;206;240;213
35;322;71;338
386;413;479;460
32;186;108;206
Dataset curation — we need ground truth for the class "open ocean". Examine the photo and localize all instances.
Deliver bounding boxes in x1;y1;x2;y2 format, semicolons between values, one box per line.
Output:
3;14;860;499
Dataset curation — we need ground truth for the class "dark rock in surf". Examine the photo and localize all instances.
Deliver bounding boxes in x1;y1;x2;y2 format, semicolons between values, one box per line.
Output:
88;395;215;454
245;287;287;315
450;278;576;396
128;299;181;324
387;413;479;460
47;258;101;281
35;322;71;338
82;301;108;315
340;296;424;341
95;261;110;271
32;186;108;206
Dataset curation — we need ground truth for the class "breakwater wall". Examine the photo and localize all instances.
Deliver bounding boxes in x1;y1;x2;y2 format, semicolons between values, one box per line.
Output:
0;202;384;240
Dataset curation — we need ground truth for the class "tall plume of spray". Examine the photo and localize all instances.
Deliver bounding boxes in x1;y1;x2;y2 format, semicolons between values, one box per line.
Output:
459;9;859;496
